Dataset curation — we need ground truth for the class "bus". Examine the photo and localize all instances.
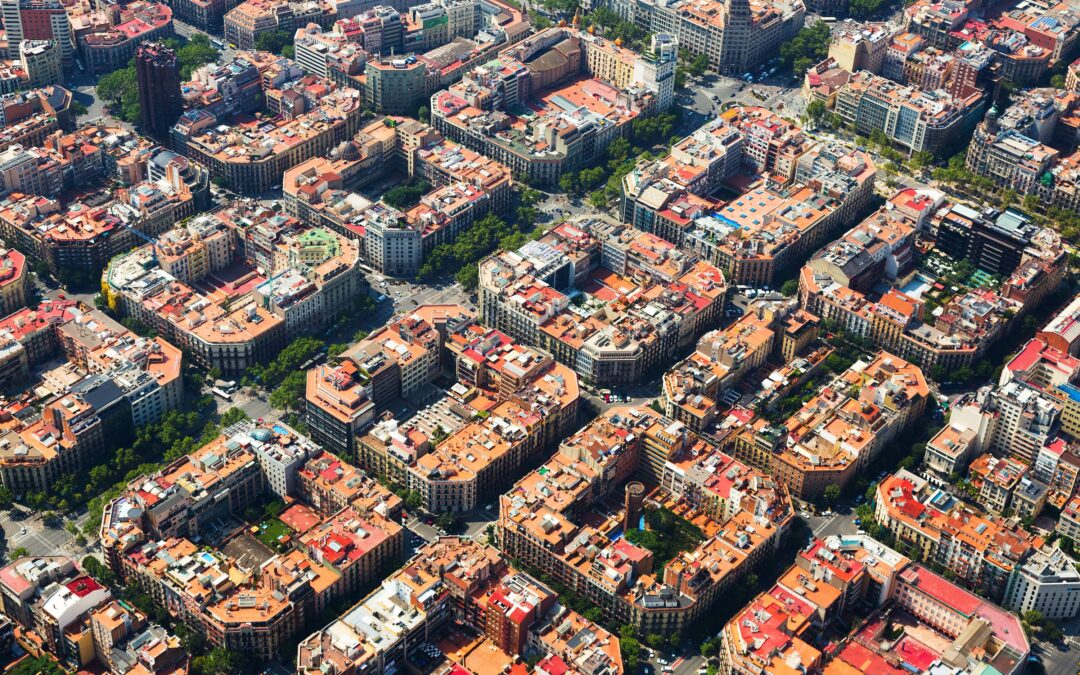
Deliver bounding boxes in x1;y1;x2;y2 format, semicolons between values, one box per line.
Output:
211;387;232;402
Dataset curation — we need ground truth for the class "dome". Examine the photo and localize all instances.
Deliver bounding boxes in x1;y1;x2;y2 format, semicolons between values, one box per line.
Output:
341;141;360;161
251;428;273;442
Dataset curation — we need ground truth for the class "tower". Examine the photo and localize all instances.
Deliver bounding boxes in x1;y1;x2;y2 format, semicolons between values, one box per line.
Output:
624;481;645;531
135;42;182;141
719;0;751;75
635;33;678;112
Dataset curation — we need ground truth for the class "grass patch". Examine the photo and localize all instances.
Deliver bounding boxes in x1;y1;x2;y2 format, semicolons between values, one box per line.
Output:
624;507;705;569
255;518;292;551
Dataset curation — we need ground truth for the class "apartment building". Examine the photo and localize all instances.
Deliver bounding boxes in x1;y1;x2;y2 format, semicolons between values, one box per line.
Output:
801;193;1065;373
968;454;1033;515
1040;295;1080;357
0;161;203;280
432;29;676;185
479;220;727;386
0;247;25;315
185;86;363;193
832;70;986;156
924;421;980;481
736;543;1032;675
296;448;404;517
1004;546;1080;620
75;2;174;74
829;22;895;74
90;600;189;675
0;556;112;667
0;86;72;152
661;299;802;433
296;536;623;674
103;201;364;373
966;89;1080;214
875;469;1042;603
608;0;803;75
0;301;183;493
622;110;877;286
99;421;403;661
92;607;186;674
283;117;512;275
499;405;793;634
770;351;929;501
400;355;579;512
170;54;270;151
719;535;912;674
0;0;73;65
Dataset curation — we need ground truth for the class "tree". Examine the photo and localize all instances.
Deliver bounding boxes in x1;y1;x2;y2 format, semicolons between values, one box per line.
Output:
588;190;608;209
1052;73;1066;89
559;172;579;195
823;484;841;505
780;22;832;73
910;151;934;171
72;100;89;116
268;370;306;410
7;546;28;560
583;607;603;623
82;556;113;583
687;53;709;77
384;180;430;209
849;0;885;17
805;99;826;124
620;636;642;674
7;656;66;675
516;206;537;227
780;279;799;297
0;485;12;510
254;29;293;56
455;264;479;291
435;512;459;533
165;33;220;79
417;105;430;122
191;648;240;675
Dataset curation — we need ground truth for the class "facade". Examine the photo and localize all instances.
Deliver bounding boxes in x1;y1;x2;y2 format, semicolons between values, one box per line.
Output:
767;351;929;500
831;70;986;156
876;469;1041;603
296;537;622;675
608;0;803;75
0;246;26;315
18;39;61;88
479;220;727;387
184;86;364;193
135;42;183;141
621;108;876;286
1004;546;1080;620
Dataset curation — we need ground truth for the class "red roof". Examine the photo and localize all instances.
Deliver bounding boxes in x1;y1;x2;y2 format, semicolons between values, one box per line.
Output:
66;576;103;597
899;565;981;615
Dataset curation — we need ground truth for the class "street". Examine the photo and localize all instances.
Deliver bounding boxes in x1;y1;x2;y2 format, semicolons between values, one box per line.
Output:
676;69;807;132
0;506;95;562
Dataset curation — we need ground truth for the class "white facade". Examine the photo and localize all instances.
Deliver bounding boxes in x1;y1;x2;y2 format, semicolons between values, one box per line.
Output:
1005;547;1080;620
